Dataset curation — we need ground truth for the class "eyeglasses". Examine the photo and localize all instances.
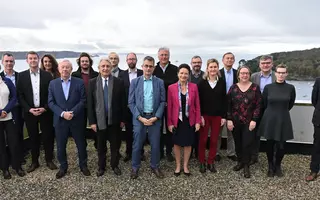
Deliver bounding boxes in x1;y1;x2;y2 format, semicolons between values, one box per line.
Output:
143;65;154;69
192;62;202;65
127;58;136;61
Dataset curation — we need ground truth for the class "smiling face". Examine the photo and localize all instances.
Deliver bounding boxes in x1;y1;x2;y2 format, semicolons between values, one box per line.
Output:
207;61;219;77
80;56;90;70
158;49;170;66
259;58;273;74
2;55;15;72
98;59;112;78
126;53;137;69
222;53;235;68
191;57;202;73
178;67;190;83
59;61;73;79
238;67;251;83
26;53;39;69
43;56;52;71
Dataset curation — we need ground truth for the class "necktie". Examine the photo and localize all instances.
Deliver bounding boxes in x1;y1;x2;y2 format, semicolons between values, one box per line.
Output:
104;80;108;115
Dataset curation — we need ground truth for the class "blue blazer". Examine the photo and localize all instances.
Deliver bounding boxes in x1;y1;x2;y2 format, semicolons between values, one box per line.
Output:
0;76;17;114
48;77;86;128
128;76;166;122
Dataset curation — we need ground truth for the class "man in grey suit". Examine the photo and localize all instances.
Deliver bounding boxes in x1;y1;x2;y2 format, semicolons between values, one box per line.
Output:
250;55;276;164
129;56;166;179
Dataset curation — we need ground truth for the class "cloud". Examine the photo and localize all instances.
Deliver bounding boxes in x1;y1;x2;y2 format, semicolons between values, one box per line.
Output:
0;0;319;55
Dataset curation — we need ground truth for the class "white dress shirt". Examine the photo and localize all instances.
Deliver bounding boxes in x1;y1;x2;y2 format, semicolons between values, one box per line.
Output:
0;77;12;121
128;68;138;83
30;69;40;107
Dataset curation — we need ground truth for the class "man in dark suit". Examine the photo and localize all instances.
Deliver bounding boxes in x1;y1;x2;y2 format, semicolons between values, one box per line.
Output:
119;52;145;162
17;51;57;173
48;60;90;179
87;58;126;176
1;53;25;164
216;52;237;162
129;56;166;179
72;52;99;148
153;47;178;162
250;55;276;164
306;77;320;181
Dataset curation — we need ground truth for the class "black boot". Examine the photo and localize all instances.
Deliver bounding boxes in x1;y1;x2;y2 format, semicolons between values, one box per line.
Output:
275;147;285;177
243;165;250;178
267;162;274;177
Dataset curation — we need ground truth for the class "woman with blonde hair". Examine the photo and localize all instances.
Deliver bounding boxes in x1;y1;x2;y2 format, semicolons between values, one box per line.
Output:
197;58;227;173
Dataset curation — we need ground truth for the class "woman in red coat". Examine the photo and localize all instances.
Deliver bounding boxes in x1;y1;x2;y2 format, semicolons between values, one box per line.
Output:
167;64;201;176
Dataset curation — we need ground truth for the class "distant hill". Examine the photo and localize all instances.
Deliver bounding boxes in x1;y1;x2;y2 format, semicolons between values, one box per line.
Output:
245;48;320;80
0;51;88;60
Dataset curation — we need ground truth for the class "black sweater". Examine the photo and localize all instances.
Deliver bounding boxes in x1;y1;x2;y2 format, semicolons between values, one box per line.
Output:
198;78;227;118
153;62;178;94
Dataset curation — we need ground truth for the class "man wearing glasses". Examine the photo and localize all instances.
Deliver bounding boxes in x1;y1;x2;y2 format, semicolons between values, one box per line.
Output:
250;55;276;165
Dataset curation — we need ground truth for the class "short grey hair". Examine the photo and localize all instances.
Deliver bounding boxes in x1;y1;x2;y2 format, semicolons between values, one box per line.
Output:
158;47;170;54
260;55;273;61
191;55;202;61
143;56;155;65
99;58;112;66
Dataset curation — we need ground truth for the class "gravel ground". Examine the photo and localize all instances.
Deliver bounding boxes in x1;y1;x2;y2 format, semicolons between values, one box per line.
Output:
1;139;320;200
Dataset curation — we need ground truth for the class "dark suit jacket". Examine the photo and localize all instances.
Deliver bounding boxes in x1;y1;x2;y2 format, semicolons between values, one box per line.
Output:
312;78;320;125
48;77;86;128
219;68;238;85
87;75;126;128
119;69;143;122
17;69;53;113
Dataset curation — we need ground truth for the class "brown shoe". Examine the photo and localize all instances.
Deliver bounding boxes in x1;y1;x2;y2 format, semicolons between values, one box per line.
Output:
151;168;164;179
306;172;318;182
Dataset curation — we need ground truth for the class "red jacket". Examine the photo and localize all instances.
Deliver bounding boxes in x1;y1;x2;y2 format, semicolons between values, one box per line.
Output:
167;82;201;127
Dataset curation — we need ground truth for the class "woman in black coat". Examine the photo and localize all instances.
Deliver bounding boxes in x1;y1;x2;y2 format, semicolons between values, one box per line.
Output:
259;64;296;177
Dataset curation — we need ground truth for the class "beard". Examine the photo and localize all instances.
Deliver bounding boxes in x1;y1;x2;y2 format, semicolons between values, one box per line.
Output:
193;65;201;72
128;63;136;69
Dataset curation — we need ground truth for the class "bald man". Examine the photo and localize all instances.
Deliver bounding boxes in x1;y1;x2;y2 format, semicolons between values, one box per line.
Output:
48;60;90;179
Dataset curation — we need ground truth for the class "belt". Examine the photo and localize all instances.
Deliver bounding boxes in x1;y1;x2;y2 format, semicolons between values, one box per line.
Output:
143;112;153;116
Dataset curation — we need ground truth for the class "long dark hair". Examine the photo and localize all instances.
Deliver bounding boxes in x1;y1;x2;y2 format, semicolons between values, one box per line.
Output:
40;54;60;78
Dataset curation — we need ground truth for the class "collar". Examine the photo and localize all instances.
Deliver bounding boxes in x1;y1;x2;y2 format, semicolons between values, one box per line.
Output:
192;70;202;76
112;66;119;73
128;68;137;74
144;76;153;81
101;76;109;82
160;63;169;69
4;70;15;77
260;71;272;77
30;68;40;74
224;67;232;74
61;76;71;82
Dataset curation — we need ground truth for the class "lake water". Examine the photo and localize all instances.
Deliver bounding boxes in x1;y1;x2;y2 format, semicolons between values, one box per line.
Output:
2;54;315;102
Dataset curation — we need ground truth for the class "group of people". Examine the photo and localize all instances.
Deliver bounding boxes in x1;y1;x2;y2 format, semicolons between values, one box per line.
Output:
0;48;319;182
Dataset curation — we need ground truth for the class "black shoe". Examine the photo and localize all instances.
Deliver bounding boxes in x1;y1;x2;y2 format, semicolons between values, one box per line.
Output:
167;154;174;162
113;167;122;176
199;164;206;173
228;155;238;162
274;165;283;177
267;162;274;177
123;155;131;163
27;163;40;173
16;169;26;177
56;169;67;179
96;169;105;177
174;171;181;177
244;165;251;178
130;169;138;179
151;168;164;179
233;163;244;171
215;155;221;162
184;171;192;176
81;167;91;176
141;154;146;161
3;170;11;179
207;164;217;173
47;161;58;170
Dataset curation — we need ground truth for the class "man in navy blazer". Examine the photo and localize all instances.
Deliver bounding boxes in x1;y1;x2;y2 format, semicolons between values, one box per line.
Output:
128;56;166;179
48;60;90;179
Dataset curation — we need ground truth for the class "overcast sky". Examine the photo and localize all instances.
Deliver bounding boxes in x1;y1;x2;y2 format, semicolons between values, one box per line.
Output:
1;0;319;56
